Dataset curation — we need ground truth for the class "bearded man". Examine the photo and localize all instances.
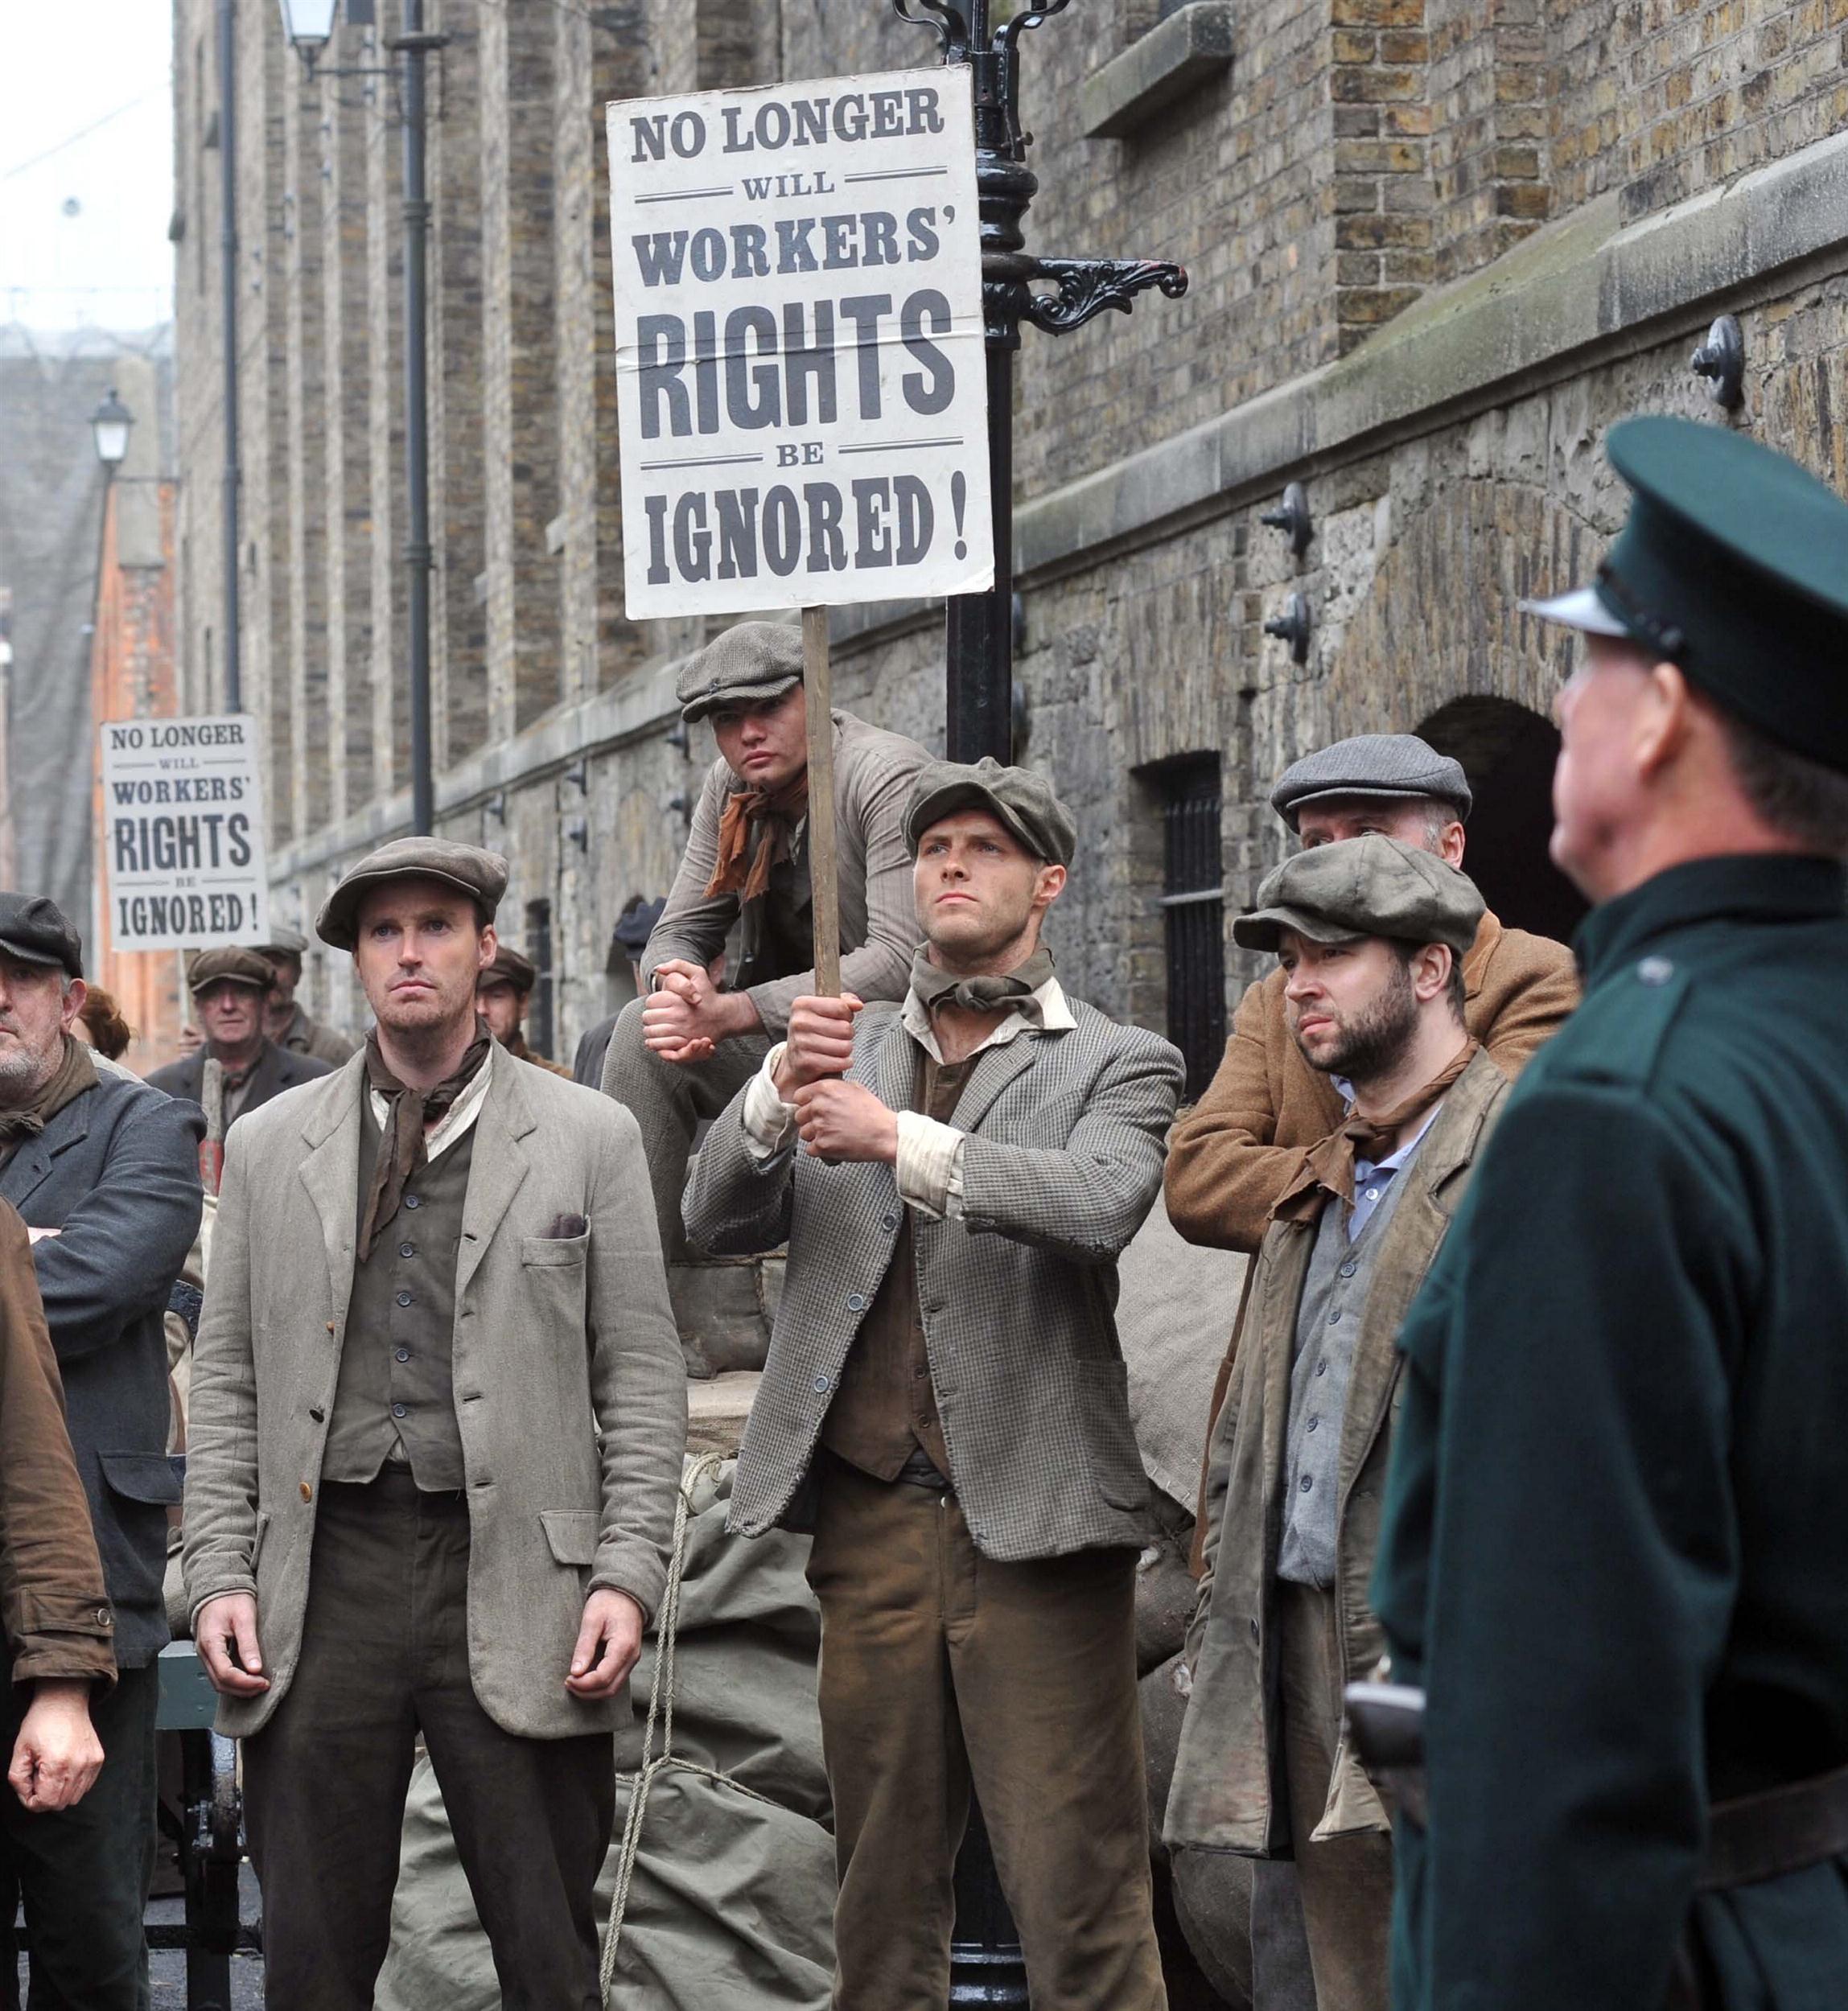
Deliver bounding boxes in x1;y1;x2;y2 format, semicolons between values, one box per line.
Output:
183;836;685;2011
1165;837;1510;2011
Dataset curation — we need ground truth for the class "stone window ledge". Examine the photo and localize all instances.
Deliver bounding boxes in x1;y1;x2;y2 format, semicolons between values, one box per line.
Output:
1080;4;1233;142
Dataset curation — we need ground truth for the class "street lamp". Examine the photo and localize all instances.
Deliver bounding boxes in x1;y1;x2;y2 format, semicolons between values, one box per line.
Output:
276;0;338;56
89;388;134;473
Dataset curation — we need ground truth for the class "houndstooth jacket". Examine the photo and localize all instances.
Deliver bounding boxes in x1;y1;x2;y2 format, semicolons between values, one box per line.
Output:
684;993;1186;1561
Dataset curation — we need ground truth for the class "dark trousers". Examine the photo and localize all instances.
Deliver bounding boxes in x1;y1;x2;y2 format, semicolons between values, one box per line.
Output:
241;1471;617;2011
0;1658;159;2011
805;1454;1168;2011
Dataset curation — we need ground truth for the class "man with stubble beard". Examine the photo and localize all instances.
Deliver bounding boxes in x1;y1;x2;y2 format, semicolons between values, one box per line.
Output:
183;837;685;2011
1165;836;1512;2011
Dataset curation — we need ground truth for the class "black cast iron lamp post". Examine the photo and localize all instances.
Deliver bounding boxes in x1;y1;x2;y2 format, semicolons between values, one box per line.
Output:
90;388;134;473
275;0;337;56
897;0;1188;767
891;6;1187;2000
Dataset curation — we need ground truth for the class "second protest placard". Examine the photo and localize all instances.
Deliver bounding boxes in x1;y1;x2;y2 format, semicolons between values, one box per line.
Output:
606;68;994;620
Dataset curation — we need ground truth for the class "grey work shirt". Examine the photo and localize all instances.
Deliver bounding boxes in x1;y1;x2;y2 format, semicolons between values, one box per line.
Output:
1275;1112;1438;1588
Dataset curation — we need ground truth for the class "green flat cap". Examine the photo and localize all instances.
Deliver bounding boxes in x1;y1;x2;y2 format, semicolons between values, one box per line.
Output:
904;756;1077;867
1522;415;1848;770
479;945;537;993
187;946;275;995
316;837;508;952
675;621;804;724
1233;835;1484;956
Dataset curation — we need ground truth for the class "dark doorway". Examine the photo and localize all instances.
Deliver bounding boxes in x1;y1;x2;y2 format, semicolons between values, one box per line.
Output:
1415;697;1589;946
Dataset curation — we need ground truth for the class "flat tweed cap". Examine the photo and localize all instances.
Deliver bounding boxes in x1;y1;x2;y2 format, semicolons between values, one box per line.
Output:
187;946;275;995
256;927;309;961
316;837;509;952
479;945;537;992
675;621;804;724
1270;734;1472;829
0;894;83;979
1233;834;1484;957
903;756;1078;867
1521;414;1848;771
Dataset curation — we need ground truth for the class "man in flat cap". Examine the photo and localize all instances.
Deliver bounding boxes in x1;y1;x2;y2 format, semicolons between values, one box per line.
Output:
476;944;572;1078
1166;733;1577;1257
603;619;928;1255
1164;837;1508;2011
183;835;686;2009
571;894;665;1090
146;946;336;1165
0;893;203;2005
1367;415;1848;2011
686;758;1183;2011
256;927;357;1067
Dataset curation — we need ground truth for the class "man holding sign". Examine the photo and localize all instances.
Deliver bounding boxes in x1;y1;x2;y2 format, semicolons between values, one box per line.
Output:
601;620;927;1254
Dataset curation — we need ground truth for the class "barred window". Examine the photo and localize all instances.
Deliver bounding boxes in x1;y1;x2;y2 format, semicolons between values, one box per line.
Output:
525;899;554;1059
1158;755;1226;1100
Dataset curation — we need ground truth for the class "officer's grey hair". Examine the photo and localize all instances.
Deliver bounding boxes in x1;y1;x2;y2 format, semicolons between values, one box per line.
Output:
1718;712;1848;856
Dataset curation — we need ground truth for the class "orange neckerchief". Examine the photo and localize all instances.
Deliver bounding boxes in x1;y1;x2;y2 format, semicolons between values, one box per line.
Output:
704;775;811;904
1271;1039;1480;1226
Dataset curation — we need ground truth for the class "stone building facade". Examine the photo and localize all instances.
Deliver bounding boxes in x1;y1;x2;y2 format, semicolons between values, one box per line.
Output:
170;0;1848;1081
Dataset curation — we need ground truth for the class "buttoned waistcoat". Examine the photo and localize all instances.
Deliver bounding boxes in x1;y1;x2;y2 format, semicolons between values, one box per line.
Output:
182;1051;687;1739
684;997;1186;1561
1164;1047;1509;1858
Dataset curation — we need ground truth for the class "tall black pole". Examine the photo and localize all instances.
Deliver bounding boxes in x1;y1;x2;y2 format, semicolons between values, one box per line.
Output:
398;0;435;836
216;0;242;714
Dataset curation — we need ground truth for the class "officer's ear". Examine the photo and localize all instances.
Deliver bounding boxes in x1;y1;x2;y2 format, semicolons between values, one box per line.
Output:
1634;661;1696;781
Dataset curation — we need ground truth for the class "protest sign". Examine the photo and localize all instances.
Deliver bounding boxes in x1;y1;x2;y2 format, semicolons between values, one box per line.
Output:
99;714;269;950
606;68;994;620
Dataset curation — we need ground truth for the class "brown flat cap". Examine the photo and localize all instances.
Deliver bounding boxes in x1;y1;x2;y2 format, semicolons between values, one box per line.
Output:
1233;834;1484;956
675;621;804;723
187;946;276;995
904;757;1077;868
316;837;509;952
478;945;537;993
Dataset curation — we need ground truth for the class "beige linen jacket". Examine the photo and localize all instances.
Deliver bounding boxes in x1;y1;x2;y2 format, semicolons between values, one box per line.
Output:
1164;1047;1509;1857
182;1051;687;1740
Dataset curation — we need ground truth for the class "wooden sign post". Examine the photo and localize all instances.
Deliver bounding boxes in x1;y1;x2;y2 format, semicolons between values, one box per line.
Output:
801;606;842;1000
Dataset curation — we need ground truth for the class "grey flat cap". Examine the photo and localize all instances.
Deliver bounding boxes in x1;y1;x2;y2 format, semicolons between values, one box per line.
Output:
0;894;83;979
1233;834;1484;957
675;621;804;723
904;757;1077;867
187;946;276;994
1270;734;1472;829
257;927;309;961
316;837;509;952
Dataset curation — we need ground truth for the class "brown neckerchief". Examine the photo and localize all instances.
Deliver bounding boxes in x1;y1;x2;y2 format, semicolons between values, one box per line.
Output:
357;1019;492;1260
909;944;1056;1018
0;1034;98;1153
705;774;812;904
1271;1039;1480;1227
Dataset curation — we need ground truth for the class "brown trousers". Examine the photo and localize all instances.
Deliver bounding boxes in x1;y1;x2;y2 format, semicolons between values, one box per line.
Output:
241;1470;617;2011
805;1453;1167;2011
1274;1581;1393;2011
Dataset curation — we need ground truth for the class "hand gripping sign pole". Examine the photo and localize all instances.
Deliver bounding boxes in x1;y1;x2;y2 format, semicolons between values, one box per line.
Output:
801;605;842;997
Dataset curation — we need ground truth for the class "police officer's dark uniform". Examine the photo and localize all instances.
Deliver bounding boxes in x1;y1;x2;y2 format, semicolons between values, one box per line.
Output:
1369;417;1848;2011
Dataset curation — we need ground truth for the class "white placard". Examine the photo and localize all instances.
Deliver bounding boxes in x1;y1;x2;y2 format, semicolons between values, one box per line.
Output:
606;68;994;619
99;714;269;951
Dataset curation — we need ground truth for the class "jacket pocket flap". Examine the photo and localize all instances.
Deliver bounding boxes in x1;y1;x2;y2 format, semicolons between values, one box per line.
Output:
99;1451;183;1506
521;1232;590;1268
539;1509;599;1566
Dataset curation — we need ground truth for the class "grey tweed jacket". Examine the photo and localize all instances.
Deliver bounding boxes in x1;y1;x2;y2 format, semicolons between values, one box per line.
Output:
684;995;1185;1561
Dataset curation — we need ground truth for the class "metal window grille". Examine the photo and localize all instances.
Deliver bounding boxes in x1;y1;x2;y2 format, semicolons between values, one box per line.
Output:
1159;758;1226;1100
526;899;554;1059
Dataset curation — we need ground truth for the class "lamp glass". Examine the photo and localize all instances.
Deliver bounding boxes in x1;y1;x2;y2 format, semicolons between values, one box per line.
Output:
90;389;134;469
277;0;339;46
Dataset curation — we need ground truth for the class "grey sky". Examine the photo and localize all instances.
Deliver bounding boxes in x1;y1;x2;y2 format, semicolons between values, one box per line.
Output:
0;2;175;330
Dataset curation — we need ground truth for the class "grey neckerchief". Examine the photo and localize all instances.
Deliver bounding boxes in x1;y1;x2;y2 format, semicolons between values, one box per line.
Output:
909;944;1056;1018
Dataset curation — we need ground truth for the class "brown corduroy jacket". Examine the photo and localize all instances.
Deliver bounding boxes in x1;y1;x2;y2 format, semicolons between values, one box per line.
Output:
0;1200;116;1685
1165;910;1578;1255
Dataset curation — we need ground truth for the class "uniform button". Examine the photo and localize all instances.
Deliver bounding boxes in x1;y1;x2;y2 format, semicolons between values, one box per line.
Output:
395;1348;410;1363
1306;1417;1319;1433
882;1214;899;1231
392;1403;408;1419
405;1195;421;1209
846;1293;866;1313
299;1482;313;1501
1365;1187;1379;1201
1299;1474;1312;1491
811;1374;829;1394
399;1242;415;1259
1328;1310;1341;1325
1637;956;1675;986
1339;1261;1356;1279
396;1291;413;1308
